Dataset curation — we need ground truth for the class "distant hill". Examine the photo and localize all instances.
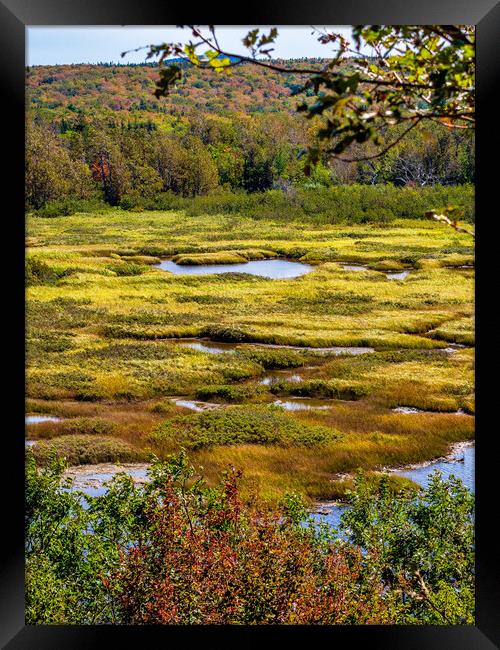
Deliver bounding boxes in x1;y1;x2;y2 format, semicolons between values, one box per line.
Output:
26;59;326;127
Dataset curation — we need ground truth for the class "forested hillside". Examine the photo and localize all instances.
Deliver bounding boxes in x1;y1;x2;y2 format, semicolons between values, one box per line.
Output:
26;61;474;214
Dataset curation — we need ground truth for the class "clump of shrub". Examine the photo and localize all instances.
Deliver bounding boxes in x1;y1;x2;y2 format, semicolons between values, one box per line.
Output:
151;405;340;450
32;197;107;218
200;324;254;343
63;417;117;436
107;262;148;276
29;435;143;466
270;379;368;401
195;384;265;403
26;258;75;285
238;347;307;369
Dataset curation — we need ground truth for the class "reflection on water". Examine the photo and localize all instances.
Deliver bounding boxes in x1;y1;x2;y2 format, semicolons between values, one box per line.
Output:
263;344;375;355
26;415;62;424
64;463;150;498
274;399;331;411
179;340;235;354
173;399;219;412
340;264;367;272
386;270;410;280
260;373;303;385
392;406;470;415
177;338;375;356
156;258;312;279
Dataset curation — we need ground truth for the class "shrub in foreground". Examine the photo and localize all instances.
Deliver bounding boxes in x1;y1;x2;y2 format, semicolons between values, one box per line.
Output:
25;452;474;625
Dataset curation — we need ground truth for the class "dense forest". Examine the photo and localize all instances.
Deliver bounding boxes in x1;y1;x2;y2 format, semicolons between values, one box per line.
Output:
26;61;474;215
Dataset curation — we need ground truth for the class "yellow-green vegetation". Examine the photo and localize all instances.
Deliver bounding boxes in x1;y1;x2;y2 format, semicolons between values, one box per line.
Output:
26;209;474;501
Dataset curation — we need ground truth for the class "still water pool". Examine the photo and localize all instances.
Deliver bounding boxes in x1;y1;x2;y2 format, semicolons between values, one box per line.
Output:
156;258;312;279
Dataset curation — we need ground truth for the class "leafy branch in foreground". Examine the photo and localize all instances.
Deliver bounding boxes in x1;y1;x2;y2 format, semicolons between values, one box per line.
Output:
139;25;474;170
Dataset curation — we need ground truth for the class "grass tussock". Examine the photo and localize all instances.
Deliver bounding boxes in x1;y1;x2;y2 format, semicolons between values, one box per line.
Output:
269;378;368;400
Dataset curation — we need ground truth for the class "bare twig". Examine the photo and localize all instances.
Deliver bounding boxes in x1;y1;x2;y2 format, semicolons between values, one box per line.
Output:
425;211;475;237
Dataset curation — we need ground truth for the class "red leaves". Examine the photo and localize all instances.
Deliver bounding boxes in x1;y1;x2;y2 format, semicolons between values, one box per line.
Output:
108;471;392;625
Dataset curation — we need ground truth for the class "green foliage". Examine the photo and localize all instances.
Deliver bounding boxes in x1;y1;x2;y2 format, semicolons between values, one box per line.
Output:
341;470;475;623
270;378;368;400
137;184;474;224
151;405;340;450
26;257;75;285
148;26;474;167
107;262;148;276
26;58;474;212
195;383;265;403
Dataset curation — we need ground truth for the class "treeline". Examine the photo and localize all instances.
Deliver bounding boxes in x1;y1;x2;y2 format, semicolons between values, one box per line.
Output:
26;62;474;214
26;111;474;214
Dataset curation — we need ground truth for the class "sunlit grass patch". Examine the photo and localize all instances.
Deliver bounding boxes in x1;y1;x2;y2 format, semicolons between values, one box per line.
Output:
173;251;248;265
428;316;475;345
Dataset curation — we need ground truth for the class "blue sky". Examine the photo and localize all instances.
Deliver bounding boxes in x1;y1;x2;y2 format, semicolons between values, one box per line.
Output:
27;26;354;66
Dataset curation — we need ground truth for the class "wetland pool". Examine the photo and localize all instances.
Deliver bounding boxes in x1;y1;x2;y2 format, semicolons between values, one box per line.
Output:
156;258;312;279
177;338;375;355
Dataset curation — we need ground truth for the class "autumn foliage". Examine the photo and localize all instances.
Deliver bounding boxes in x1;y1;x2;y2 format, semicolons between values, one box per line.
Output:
107;468;391;624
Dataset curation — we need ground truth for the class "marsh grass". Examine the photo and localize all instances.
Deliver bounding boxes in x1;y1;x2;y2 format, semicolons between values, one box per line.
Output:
269;379;368;400
26;209;474;499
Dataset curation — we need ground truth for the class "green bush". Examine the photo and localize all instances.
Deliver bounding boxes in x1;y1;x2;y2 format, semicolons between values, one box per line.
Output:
29;435;143;466
26;258;75;285
33;197;107;218
151;405;340;449
25;454;474;625
107;262;148;276
270;379;368;400
200;324;254;342
238;347;306;369
136;185;474;224
195;384;265;403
